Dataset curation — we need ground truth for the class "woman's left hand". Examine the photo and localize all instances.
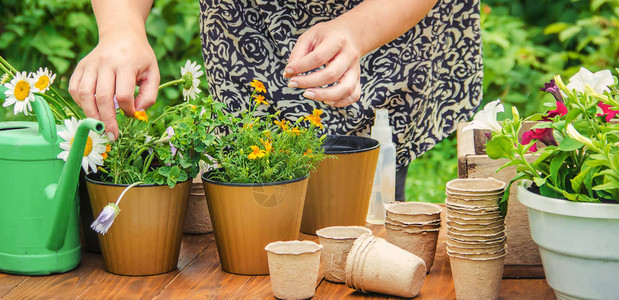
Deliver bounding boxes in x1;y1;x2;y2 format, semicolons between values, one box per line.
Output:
284;20;362;107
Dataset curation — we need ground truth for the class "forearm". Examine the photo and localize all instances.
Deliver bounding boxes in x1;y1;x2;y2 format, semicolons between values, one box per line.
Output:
335;0;439;56
92;0;153;39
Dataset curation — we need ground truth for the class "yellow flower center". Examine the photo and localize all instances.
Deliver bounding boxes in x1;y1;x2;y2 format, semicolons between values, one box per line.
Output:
71;137;94;157
35;75;50;91
14;80;31;101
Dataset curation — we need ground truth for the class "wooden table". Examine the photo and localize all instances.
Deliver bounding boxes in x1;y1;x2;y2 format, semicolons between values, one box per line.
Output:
0;224;556;299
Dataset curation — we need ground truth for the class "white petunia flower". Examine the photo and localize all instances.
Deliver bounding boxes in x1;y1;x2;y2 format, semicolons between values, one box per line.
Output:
31;67;56;93
463;99;504;133
180;60;203;101
566;67;614;95
565;123;594;148
57;117;108;174
2;71;39;116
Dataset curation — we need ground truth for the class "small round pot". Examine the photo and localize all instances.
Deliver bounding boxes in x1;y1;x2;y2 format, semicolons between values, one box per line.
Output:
203;172;309;275
265;241;323;300
518;180;619;300
316;226;372;283
301;136;379;235
86;174;191;276
385;202;442;223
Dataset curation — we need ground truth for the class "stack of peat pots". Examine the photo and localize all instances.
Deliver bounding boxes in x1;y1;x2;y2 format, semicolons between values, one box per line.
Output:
445;178;507;300
384;202;442;272
344;233;426;298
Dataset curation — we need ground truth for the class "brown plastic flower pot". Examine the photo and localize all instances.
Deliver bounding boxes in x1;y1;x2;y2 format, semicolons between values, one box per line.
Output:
86;176;191;276
265;241;323;300
203;173;309;275
301;136;379;235
316;226;372;283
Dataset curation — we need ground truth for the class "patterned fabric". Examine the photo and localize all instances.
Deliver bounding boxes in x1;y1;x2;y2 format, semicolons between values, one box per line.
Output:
199;0;482;168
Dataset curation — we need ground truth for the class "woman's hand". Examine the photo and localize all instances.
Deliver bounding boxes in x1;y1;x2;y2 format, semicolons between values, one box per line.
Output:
284;20;362;108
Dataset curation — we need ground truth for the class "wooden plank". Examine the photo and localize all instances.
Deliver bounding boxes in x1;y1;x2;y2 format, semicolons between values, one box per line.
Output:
0;274;28;298
3;234;212;300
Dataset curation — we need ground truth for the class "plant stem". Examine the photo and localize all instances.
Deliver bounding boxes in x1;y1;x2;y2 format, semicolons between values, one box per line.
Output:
0;56;18;74
49;86;83;118
158;78;185;90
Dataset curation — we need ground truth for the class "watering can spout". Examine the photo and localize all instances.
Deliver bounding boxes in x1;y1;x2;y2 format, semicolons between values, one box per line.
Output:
47;118;104;251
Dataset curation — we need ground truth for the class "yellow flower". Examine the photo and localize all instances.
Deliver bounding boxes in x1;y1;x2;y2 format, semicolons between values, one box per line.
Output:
304;109;323;128
248;145;266;160
253;94;268;106
250;79;266;93
261;138;273;154
101;144;112;160
243;123;254;130
274;120;289;130
288;127;301;135
134;111;149;122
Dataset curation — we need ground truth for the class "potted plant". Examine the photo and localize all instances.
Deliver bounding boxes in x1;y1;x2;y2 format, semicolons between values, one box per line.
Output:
85;60;221;276
467;67;619;299
201;80;327;275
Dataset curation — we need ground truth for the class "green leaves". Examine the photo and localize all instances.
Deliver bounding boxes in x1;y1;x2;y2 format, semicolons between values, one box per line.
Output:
485;135;513;159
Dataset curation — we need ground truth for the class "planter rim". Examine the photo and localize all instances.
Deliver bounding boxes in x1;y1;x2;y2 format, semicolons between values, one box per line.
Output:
265;240;323;255
201;170;308;187
85;172;191;187
323;135;379;154
518;180;619;219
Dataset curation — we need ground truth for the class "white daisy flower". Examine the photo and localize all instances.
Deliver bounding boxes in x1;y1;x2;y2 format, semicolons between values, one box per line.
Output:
2;71;39;116
31;67;56;93
57;117;108;174
180;60;203;101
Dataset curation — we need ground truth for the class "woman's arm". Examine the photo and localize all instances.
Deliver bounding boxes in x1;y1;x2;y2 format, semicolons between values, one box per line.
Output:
284;0;439;107
69;0;159;140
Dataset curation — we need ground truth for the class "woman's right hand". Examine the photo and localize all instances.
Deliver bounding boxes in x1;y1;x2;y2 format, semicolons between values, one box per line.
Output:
69;0;159;141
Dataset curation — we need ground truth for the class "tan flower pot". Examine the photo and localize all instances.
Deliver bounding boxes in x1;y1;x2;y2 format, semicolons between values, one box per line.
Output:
446;217;505;229
86;177;191;275
445;195;502;207
385;216;441;227
446;224;505;236
346;234;426;298
265;241;323;300
445;178;506;195
301;136;379;235
316;225;372;283
203;173;309;275
447;230;506;242
385;202;442;223
385;225;440;272
385;220;441;231
449;255;505;300
446;208;503;220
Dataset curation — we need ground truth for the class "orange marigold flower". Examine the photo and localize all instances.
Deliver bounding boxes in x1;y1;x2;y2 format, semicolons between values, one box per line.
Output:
261;138;273;153
243;123;254;130
248;145;266;160
101;152;108;160
134;111;148;122
250;79;266;93
288;127;301;135
105;144;112;152
303;149;313;157
304;109;323;128
253;94;268;106
274;120;289;130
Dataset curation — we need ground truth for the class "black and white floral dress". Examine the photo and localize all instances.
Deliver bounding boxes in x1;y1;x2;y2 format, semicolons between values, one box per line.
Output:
199;0;482;169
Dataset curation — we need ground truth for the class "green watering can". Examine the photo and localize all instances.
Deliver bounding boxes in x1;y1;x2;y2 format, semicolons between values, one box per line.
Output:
0;89;104;275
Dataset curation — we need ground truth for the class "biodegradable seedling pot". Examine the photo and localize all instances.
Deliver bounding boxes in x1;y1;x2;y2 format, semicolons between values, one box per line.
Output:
385;225;440;272
446;208;503;221
301;136;379;235
447;230;506;242
346;234;426;298
345;233;375;290
86;176;191;276
316;226;372;283
447;224;505;236
203;172;309;275
445;178;506;195
445;201;501;213
445;195;502;207
386;216;441;227
447;237;506;248
446;217;505;230
446;242;506;255
449;255;505;300
265;241;323;300
385;202;442;223
385;220;441;231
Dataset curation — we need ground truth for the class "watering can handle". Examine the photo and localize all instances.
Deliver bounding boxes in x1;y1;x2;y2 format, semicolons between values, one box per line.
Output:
32;95;58;143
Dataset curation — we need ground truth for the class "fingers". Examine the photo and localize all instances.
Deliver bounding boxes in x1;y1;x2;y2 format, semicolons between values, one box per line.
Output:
134;67;160;111
304;63;361;105
95;69;119;139
288;51;356;89
286;37;340;78
285;33;314;78
115;70;136;117
74;67;101;121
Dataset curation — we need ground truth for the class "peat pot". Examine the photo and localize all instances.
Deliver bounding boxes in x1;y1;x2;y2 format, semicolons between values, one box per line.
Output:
301;135;379;234
86;174;191;276
518;180;619;300
202;172;309;275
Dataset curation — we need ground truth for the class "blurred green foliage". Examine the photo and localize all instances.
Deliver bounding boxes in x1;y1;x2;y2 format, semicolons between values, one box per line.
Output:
0;0;206;121
0;0;617;202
